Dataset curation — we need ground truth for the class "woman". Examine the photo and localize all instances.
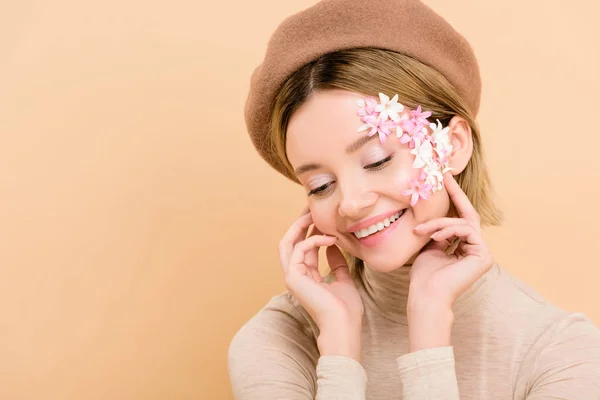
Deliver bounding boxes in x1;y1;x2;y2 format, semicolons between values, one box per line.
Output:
229;0;600;398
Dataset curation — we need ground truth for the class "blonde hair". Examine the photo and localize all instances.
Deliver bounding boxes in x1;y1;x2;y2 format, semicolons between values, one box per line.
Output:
268;48;502;274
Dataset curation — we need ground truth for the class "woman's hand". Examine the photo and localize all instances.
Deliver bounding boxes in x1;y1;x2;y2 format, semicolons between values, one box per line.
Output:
278;207;364;361
408;173;494;352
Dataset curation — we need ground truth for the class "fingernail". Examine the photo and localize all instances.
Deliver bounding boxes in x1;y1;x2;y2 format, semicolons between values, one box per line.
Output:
430;233;437;239
414;224;423;231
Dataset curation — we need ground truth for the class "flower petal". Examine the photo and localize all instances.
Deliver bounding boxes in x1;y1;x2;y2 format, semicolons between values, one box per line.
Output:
411;192;419;207
379;93;389;104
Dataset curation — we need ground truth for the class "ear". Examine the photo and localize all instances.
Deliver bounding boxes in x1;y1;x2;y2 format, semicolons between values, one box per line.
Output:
446;115;473;174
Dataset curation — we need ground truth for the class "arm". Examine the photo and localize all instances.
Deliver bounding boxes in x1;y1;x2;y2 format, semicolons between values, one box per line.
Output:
228;294;367;400
397;173;494;399
397;346;459;399
523;313;600;399
396;303;460;399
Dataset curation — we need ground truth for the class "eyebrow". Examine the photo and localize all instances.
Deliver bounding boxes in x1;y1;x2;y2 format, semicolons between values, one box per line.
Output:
294;134;378;176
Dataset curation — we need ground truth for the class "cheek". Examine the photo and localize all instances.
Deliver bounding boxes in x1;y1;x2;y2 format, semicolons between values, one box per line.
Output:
412;189;451;223
386;149;421;188
308;204;337;235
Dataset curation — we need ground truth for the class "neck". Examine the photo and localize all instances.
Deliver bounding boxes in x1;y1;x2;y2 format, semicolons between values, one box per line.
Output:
358;261;413;324
356;258;500;325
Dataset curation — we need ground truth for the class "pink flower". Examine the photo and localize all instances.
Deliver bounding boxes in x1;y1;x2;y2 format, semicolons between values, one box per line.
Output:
401;178;433;207
410;106;432;126
356;97;379;118
400;106;432;140
399;132;413;146
358;115;398;143
401;118;421;136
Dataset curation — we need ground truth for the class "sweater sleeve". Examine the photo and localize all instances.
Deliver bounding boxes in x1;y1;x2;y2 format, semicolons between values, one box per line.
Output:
228;293;367;399
396;346;460;399
523;312;600;399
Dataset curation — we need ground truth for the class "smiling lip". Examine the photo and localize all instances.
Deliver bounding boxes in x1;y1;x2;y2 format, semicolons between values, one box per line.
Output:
356;210;405;248
347;209;406;233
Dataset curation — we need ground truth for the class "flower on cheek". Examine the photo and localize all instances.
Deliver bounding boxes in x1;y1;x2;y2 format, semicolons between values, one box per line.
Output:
424;161;444;191
398;111;430;149
410;137;434;169
356;93;452;207
401;178;434;207
410;106;432;126
430;119;452;158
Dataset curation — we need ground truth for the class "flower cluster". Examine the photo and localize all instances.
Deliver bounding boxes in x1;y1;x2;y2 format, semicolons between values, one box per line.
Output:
356;93;453;206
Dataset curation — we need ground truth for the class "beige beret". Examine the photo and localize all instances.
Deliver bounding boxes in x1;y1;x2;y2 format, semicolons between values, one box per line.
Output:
245;0;481;177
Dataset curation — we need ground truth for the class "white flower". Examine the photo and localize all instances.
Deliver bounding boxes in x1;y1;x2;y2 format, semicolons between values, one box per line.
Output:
411;138;434;169
429;119;453;158
424;163;444;191
375;93;404;122
396;125;403;138
441;159;453;174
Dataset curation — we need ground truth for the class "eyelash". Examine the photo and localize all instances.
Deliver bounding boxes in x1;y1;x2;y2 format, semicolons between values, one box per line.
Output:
307;155;394;197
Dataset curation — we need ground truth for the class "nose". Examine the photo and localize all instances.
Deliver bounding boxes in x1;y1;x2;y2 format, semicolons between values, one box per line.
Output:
338;182;378;219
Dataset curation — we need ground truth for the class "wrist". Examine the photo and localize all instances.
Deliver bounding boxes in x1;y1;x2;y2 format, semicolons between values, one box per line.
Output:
317;324;362;362
406;298;454;353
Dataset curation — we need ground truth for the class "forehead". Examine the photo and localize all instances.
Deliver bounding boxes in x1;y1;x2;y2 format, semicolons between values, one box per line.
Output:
286;89;364;165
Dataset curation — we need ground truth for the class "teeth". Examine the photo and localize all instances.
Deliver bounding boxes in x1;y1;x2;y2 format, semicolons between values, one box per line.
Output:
353;210;404;239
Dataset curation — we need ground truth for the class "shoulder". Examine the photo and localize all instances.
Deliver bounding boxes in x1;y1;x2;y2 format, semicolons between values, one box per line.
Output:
488;265;590;331
228;292;320;399
521;312;600;395
491;266;600;393
229;291;318;351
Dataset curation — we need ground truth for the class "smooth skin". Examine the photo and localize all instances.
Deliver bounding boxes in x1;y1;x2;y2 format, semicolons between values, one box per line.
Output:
279;209;364;360
279;89;494;361
278;174;493;360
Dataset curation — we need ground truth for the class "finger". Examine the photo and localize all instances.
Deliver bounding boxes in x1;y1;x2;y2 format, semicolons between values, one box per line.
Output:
309;265;323;283
308;224;323;238
300;224;330;276
326;245;351;283
279;212;314;272
457;243;482;257
444;174;480;227
414;217;470;235
445;251;494;292
304;235;319;273
423;236;452;252
430;223;482;246
298;205;310;218
306;226;329;269
300;243;321;281
453;242;465;258
332;265;351;283
288;235;337;276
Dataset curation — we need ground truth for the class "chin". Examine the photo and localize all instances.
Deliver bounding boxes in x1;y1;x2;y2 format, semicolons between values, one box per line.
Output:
361;253;412;272
357;236;425;272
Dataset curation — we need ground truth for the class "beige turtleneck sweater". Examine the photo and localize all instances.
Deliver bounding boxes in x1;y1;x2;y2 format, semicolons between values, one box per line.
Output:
228;264;600;398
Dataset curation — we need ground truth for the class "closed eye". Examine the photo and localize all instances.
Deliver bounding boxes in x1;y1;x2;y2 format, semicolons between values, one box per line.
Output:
365;154;393;170
308;182;332;196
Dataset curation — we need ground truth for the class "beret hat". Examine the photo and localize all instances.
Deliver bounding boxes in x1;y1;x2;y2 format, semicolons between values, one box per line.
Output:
244;0;481;178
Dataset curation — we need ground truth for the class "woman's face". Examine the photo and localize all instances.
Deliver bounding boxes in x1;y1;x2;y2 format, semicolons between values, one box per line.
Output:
286;89;453;272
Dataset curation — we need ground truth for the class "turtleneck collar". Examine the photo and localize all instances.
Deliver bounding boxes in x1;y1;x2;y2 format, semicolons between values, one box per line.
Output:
357;261;501;325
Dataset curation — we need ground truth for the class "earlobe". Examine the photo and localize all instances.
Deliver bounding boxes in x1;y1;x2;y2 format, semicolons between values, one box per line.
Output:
447;116;473;175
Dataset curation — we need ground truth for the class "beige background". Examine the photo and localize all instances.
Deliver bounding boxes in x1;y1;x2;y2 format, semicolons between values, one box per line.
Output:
1;0;599;399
